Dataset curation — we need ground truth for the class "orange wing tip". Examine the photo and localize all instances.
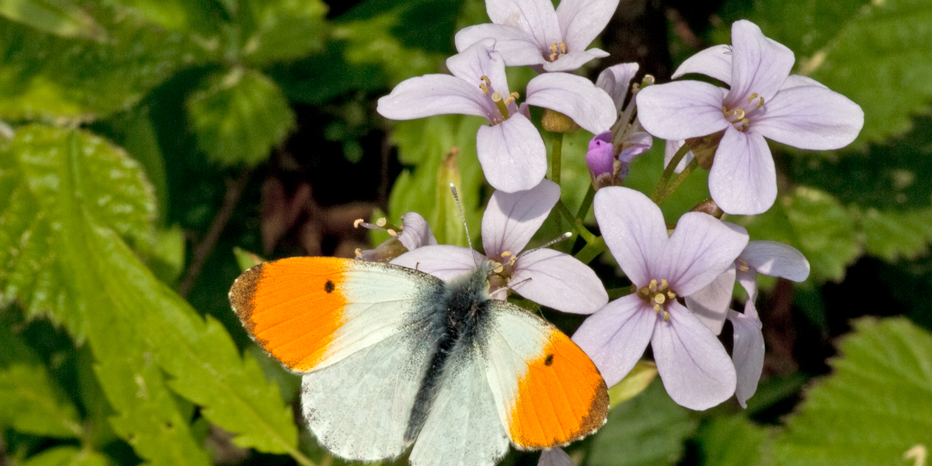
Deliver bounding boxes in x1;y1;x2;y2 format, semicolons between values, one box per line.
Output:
508;333;610;450
228;257;351;372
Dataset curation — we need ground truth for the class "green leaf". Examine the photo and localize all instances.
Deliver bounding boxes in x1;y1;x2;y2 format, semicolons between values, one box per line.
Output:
608;361;658;409
0;363;83;438
731;187;861;283
236;0;328;65
386;116;484;247
770;317;932;466
0;7;205;122
0;125;302;462
697;416;770;466
853;205;932;261
98;0;221;38
588;381;698;466
20;446;113;466
0;0;105;40
186;68;296;167
724;0;932;147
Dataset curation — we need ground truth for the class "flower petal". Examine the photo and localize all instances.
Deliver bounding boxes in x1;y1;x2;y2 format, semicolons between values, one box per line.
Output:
660;213;748;296
593;187;668;286
663;139;693;173
397;212;438;251
526;72;616;134
672;44;733;85
542;48;609;72
486;0;561;49
780;74;826;90
538;447;574;466
390;245;482;281
651;302;736;410
736;268;759;307
454;24;547;66
446;39;510;96
555;0;619;52
741;240;810;282
684;264;735;335
572;295;656;387
708;126;776;215
753;85;864;150
482;179;560;256
728;308;764;408
619;131;653;164
476;114;548;193
377;74;488;121
636;81;729;140
511;248;609;315
596;62;640;112
727;20;794;103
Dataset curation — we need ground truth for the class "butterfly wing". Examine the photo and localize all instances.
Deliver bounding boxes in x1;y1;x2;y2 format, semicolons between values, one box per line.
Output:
482;300;609;450
229;257;441;460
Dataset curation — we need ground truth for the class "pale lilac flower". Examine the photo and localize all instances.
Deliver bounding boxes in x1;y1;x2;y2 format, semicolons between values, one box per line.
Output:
686;241;809;407
355;213;437;262
392;180;608;314
378;39;615;193
636;20;864;215
538;448;574;466
454;0;619;72
572;187;748;410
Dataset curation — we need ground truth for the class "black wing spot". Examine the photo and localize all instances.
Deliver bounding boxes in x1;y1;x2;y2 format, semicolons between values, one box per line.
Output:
544;354;554;366
324;280;335;293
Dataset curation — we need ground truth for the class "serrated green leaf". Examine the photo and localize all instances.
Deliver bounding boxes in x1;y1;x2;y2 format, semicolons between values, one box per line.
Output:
0;0;105;40
853;205;932;261
0;363;83;438
770;317;932;466
21;446;112;466
0;125;303;459
588;381;698;466
697;416;769;466
0;7;206;122
236;0;328;65
187;68;295;167
387;116;483;247
98;0;221;38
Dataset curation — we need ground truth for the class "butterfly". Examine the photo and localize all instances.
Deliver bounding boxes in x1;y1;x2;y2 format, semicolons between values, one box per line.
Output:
229;256;609;466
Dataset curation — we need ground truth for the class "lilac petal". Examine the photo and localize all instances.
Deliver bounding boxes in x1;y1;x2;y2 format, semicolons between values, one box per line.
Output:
556;0;619;52
526;72;616;134
619;131;653;164
741;241;810;282
572;295;656;387
543;48;609;72
754;85;864;150
660;213;748;296
446;39;510;97
736;268;759;307
635;81;729;140
482;179;560;256
728;308;764;408
377;74;488;121
780;74;826;90
672;44;733;84
708;126;776;215
651;302;736;410
390;245;482;281
511;248;609;315
663;139;693;173
486;0;561;49
593;187;668;286
596;62;640;112
397;212;438;251
727;20;794;103
454;24;547;66
685;264;735;335
538;448;574;466
476;114;547;193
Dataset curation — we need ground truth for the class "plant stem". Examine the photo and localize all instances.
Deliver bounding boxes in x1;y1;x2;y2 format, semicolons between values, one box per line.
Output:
654;158;700;206
555;200;596;245
651;143;691;202
551;132;563;186
577;185;596;219
575;237;606;264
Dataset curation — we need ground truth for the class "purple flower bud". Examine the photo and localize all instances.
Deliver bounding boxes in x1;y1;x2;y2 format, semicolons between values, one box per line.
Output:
586;131;615;187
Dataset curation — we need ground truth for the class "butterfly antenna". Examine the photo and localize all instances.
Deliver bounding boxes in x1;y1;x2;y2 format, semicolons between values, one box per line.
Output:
449;183;475;253
516;232;573;259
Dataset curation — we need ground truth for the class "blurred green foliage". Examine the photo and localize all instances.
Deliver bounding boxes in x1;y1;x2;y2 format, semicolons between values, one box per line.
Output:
1;0;932;465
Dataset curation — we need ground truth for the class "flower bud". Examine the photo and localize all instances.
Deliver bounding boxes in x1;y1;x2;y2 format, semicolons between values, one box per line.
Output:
586;131;615;188
542;108;579;133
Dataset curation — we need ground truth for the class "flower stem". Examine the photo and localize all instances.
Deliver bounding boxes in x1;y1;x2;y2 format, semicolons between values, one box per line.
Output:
653;157;699;206
575;236;606;264
551;132;563;186
577;185;596;219
555;199;596;245
651;143;691;202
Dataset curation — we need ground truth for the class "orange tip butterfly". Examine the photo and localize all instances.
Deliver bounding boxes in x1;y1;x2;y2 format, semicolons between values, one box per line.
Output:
229;256;609;466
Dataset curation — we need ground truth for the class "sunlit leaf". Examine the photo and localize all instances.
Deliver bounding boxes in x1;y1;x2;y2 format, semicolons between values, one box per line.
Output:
697;416;770;466
0;0;105;40
0;363;83;438
236;0;328;65
20;446;112;466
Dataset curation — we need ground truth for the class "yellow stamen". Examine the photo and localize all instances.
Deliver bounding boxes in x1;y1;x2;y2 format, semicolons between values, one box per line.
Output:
663;310;670;322
386;229;397;237
503;91;520;105
737;258;751;272
747;93;759;102
654;294;666;305
376;217;387;227
491;92;510;119
756;97;765;108
479;75;491;95
559;41;567;54
354;248;363;258
353;218;364;228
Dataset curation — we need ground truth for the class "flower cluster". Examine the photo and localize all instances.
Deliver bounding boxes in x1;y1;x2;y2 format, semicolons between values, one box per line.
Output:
372;0;862;462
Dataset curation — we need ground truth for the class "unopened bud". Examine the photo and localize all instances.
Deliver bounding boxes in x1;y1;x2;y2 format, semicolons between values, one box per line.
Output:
542;109;579;133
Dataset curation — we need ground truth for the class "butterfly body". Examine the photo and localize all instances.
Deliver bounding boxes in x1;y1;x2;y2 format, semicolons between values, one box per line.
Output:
229;257;608;466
